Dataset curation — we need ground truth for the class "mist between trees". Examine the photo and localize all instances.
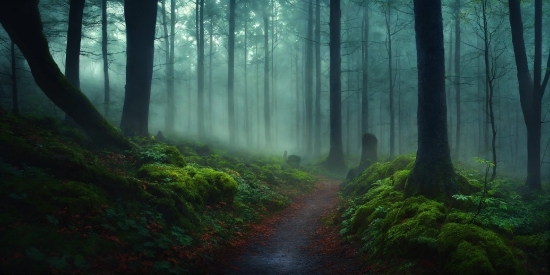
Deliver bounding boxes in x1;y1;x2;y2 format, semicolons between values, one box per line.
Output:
0;0;548;182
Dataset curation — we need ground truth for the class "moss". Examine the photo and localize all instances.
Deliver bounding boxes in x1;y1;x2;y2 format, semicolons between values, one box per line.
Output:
456;173;482;195
391;169;410;190
438;223;527;275
449;241;495;275
342;155;415;197
513;233;550;252
135;143;186;168
138;164;238;206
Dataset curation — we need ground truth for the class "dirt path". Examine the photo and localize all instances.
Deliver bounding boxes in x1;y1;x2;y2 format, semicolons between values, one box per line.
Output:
207;179;366;275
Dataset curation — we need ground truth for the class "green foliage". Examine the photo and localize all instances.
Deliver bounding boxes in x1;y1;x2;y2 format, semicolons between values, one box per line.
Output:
335;153;547;274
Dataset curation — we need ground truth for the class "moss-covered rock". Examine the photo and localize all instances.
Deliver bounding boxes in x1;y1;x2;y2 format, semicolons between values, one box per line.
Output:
135;143;186;168
438;223;526;275
138;164;238;206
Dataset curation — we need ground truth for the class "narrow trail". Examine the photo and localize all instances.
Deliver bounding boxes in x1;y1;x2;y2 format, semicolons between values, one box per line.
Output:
207;179;366;275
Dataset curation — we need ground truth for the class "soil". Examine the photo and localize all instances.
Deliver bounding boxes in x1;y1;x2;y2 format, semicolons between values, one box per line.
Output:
205;179;369;275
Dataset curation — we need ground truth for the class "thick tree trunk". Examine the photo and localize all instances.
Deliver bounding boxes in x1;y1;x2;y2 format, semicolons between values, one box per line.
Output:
326;0;346;174
120;0;157;137
228;0;236;144
314;0;322;156
65;0;85;90
406;0;456;200
64;0;85;123
508;0;549;189
101;0;110;118
0;0;132;150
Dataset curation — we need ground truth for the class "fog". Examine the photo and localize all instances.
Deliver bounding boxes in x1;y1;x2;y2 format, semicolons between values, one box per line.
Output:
0;0;549;181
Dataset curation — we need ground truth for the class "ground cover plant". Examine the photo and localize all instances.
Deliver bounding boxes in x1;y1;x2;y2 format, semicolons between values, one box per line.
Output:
0;110;315;274
336;155;550;275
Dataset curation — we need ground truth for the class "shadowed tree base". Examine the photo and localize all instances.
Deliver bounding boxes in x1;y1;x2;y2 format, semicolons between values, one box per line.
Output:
0;0;132;150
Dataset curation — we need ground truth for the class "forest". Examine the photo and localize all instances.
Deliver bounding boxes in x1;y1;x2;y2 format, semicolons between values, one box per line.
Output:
0;0;549;274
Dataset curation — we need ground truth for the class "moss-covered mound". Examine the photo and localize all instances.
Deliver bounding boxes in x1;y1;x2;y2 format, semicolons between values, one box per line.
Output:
0;111;317;274
337;155;549;274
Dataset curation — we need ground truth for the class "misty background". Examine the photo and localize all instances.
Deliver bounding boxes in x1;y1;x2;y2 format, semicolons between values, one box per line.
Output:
0;0;549;181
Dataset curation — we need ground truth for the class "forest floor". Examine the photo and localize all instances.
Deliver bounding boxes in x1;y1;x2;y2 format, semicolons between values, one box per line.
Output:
204;178;371;275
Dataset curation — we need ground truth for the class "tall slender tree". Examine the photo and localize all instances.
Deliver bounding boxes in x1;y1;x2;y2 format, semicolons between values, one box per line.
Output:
508;0;550;189
101;0;110;118
313;0;322;156
120;0;158;136
305;0;314;156
228;0;236;144
64;0;85;123
361;0;369;136
197;0;205;140
454;0;462;159
326;0;346;174
263;9;272;148
406;0;457;200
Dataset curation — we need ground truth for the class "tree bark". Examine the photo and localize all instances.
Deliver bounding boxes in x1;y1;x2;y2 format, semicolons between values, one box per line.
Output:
64;0;85;123
0;0;132;150
361;1;369;136
263;11;272;148
508;0;549;189
326;0;346;174
120;0;158;137
314;0;322;156
228;0;236;144
11;40;18;116
197;0;205;140
101;0;110;118
384;2;395;158
305;0;314;157
406;0;457;200
454;0;461;160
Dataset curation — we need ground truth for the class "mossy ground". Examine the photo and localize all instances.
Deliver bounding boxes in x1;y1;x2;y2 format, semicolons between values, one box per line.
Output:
0;110;316;274
337;155;549;274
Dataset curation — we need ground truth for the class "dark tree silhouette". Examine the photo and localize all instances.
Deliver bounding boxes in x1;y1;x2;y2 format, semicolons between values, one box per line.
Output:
325;0;346;174
65;0;85;90
508;0;550;189
101;0;110;118
228;0;236;144
263;9;272;148
405;0;457;200
0;0;131;150
120;0;158;137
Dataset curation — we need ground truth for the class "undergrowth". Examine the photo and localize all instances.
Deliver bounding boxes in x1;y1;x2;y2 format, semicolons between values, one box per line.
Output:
0;110;316;274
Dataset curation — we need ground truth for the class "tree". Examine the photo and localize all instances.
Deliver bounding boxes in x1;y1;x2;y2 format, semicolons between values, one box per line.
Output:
228;0;236;144
508;0;550;189
325;0;346;174
197;0;206;140
64;0;85;123
0;0;132;150
263;9;272;148
305;0;314;156
313;0;322;156
101;0;110;118
405;0;457;200
361;0;369;136
453;0;462;159
120;0;158;137
161;0;176;133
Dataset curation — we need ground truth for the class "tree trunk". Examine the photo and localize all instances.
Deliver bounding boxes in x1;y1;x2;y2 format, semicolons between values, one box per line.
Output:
64;0;85;123
305;0;314;157
162;0;176;133
361;1;369;136
101;0;110;118
406;0;456;200
263;11;272;148
244;0;250;145
197;0;205;140
11;40;18;116
314;0;322;156
385;3;395;158
0;0;132;150
508;0;549;189
228;0;236;144
454;0;461;160
120;0;158;137
326;0;346;174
